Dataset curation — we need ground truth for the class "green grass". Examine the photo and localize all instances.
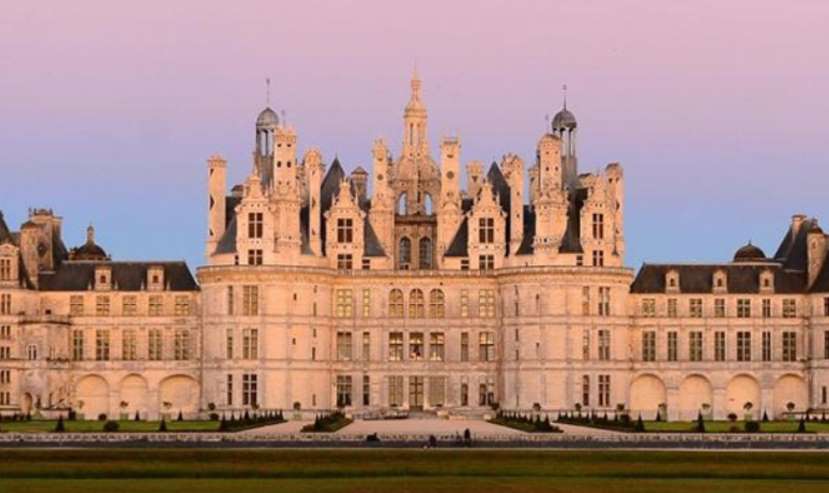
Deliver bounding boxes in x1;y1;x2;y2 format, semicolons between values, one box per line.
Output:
1;449;829;493
0;419;220;433
643;420;829;433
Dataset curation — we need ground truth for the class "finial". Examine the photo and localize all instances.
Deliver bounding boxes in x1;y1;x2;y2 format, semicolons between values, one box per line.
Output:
562;84;568;110
86;223;95;244
265;78;271;106
280;109;286;125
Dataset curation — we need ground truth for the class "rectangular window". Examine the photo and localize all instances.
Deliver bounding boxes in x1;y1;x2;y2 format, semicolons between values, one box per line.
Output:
389;332;403;361
460;332;469;362
248;212;263;239
582;375;590;407
337;218;354;243
174;329;191;360
409;332;424;360
667;331;678;361
95;296;110;316
737;331;751;362
337;254;353;270
689;331;703;362
174;296;191;316
226;328;234;359
0;370;9;384
148;295;163;316
388;376;404;407
362;331;370;361
0;293;11;315
782;299;797;318
598;374;611;407
598;329;610;361
460;290;469;318
336;375;352;407
598;287;611;316
667;298;678;318
72;330;84;360
148;329;163;360
714;298;726;318
336;332;352;361
583;330;591;360
70;295;84;316
763;331;772;361
227;286;234;315
242;373;258;406
363;374;370;406
226;374;233;406
362;289;371;317
478;331;495;361
247;249;263;265
242;328;259;359
460;258;469;270
429;332;445;361
460;381;469;406
782;331;797;361
642;331;656;362
0;325;9;339
0;258;11;280
581;287;590;316
737;299;751;318
592;213;604;240
762;298;772;318
122;329;137;360
689;298;703;318
242;286;259;316
478;289;496;318
592;250;604;267
0;346;9;360
388;290;403;318
642;298;656;317
824;297;829;317
335;289;353;318
429;376;446;407
715;331;726;361
478;217;494;243
478;254;494;271
122;296;137;316
95;329;110;361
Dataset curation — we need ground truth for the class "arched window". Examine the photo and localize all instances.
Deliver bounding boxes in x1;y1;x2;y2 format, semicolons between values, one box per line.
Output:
423;193;433;215
419;237;433;270
429;289;445;318
389;289;404;318
398;237;412;269
397;193;408;215
409;289;425;318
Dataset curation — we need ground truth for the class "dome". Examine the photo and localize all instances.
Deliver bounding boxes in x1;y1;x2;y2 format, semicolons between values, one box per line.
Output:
256;107;279;127
733;242;766;262
552;107;577;130
69;225;108;261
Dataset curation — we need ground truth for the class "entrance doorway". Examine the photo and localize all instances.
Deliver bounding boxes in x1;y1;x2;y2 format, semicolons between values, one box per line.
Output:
409;376;424;410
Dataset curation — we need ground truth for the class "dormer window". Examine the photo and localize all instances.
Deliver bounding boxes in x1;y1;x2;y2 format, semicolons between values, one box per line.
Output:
337;218;353;244
713;270;727;292
479;218;495;244
94;266;112;291
147;266;164;291
0;257;12;281
760;270;775;293
665;270;680;293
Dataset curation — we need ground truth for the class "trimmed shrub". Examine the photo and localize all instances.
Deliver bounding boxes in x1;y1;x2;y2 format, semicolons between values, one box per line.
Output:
634;414;645;432
744;420;760;433
103;420;120;432
798;418;807;433
97;413;107;421
54;415;65;433
158;418;168;432
762;411;769;422
695;411;705;433
177;411;184;422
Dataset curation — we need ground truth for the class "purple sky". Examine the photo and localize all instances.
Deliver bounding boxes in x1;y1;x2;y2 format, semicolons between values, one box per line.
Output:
2;1;828;272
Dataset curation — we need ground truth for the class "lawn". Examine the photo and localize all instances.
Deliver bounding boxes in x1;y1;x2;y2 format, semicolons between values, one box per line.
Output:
0;419;220;433
643;420;829;433
1;449;829;493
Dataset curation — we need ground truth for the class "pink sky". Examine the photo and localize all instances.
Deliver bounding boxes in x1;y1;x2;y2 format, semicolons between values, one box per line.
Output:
1;1;828;269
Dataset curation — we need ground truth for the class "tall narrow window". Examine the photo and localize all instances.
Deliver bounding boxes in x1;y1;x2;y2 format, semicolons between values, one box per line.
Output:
362;331;370;361
0;294;11;315
226;328;234;359
782;332;797;361
336;332;352;361
0;258;11;280
398;237;411;269
95;330;110;361
429;289;445;318
460;290;469;318
598;329;610;361
362;289;371;317
689;331;703;362
174;329;191;360
736;331;751;361
598;287;611;316
479;289;496;318
389;332;403;361
689;298;703;318
248;212;263;239
226;374;233;406
336;375;353;407
362;375;370;406
479;218;494;243
763;331;772;361
388;376;404;406
642;331;656;362
582;375;590;407
72;330;84;360
227;286;234;315
667;298;678;318
409;332;424;360
419;237;433;269
122;329;137;360
592;249;604;267
460;332;469;362
714;298;726;318
242;286;259;316
242;374;258;406
714;331;726;361
581;287;590;316
478;331;495;361
598;375;611;407
148;329;163;360
429;332;445;361
667;331;677;361
242;328;259;359
762;298;772;318
409;289;425;318
388;289;404;318
592;213;604;240
336;218;353;243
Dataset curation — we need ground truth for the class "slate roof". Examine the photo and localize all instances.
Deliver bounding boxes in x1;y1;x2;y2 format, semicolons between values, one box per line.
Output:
319;158;346;255
559;187;586;253
631;263;805;294
444;217;469;257
0;211;14;245
486;162;512;256
38;261;198;291
809;250;829;293
215;214;238;254
363;219;386;257
516;205;536;255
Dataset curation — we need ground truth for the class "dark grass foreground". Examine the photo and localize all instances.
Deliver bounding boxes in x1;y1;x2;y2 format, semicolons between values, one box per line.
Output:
2;449;829;492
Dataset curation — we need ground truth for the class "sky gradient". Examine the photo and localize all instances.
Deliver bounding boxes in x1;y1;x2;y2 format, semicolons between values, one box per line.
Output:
1;1;828;272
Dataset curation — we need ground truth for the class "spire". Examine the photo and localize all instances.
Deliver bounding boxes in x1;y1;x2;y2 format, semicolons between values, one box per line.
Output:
562;83;568;110
266;77;271;106
410;66;422;102
86;224;95;244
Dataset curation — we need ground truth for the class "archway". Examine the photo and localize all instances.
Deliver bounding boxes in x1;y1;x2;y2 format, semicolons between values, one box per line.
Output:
76;374;110;420
423;193;433;215
678;375;713;420
159;375;199;417
397;193;408;215
772;374;808;418
21;393;33;414
629;374;666;419
726;374;760;419
119;374;149;419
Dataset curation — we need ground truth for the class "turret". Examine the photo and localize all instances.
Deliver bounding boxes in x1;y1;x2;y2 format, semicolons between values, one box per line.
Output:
206;154;227;256
466;161;484;198
274;125;298;196
255;107;279;186
808;221;827;287
438;137;462;263
369;139;395;254
304;148;324;255
402;70;428;159
501;154;524;255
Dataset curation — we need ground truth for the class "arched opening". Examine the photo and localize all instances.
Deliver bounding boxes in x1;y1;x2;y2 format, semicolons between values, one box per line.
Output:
388;289;404;318
76;374;110;420
119;374;149;419
679;375;713;420
159;375;199;418
429;289;445;318
423;193;433;215
418;237;433;270
772;374;808;418
21;393;33;414
398;237;411;270
629;374;666;420
726;374;760;419
409;289;425;318
397;193;408;215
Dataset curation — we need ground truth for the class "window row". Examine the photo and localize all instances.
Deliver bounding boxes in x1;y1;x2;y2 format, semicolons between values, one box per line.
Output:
70;328;194;361
336;374;496;408
225;286;260;316
640;297;801;318
69;295;193;317
640;330;799;362
581;374;612;408
335;288;495;319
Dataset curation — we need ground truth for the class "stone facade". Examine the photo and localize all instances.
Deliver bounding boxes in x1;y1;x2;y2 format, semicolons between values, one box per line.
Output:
1;74;828;421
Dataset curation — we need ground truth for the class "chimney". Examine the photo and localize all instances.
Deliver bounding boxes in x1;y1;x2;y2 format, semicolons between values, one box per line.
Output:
350;167;368;202
807;219;827;287
792;213;807;237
